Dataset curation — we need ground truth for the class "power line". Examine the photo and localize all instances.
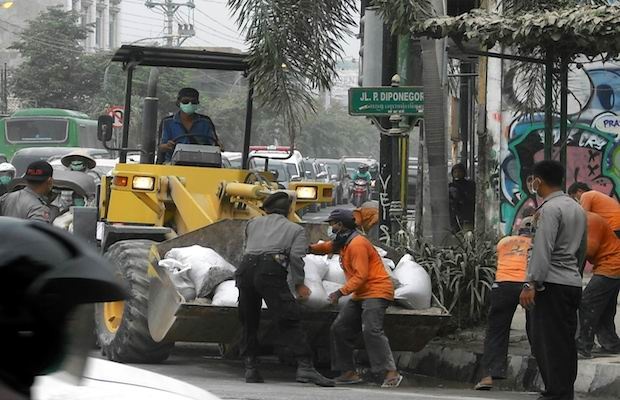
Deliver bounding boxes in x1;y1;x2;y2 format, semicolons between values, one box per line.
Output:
194;7;240;36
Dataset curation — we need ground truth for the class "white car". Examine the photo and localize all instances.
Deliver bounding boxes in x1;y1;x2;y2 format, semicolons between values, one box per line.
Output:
32;357;220;400
249;146;310;181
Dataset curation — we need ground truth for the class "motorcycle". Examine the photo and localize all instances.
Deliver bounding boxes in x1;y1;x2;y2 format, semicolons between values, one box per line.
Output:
351;178;370;207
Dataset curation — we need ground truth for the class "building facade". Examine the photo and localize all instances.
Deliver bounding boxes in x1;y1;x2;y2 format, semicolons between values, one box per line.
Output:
69;0;122;50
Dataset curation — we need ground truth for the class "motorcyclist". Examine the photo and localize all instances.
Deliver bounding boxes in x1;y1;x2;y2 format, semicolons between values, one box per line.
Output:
0;218;128;399
352;164;372;182
0;162;16;196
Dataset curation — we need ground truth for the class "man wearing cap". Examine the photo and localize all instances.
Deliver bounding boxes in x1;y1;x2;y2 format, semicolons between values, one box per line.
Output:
475;216;535;391
309;208;401;388
0;161;54;223
235;191;333;387
158;87;223;163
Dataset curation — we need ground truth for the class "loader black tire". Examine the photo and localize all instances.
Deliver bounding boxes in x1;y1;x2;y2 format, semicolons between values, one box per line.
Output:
95;239;174;363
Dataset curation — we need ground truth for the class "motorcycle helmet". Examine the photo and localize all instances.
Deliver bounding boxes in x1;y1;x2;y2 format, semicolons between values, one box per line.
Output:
0;218;128;396
358;164;369;173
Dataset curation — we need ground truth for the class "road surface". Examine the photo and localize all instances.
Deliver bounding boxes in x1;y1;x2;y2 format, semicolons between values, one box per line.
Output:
138;344;541;400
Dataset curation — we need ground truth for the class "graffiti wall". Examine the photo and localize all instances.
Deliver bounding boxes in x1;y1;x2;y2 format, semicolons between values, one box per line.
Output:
499;62;620;234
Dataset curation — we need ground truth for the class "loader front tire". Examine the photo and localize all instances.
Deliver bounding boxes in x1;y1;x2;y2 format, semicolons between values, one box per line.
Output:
95;239;173;363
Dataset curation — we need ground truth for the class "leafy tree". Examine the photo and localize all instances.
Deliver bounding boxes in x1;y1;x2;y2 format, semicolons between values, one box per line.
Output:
9;6;101;110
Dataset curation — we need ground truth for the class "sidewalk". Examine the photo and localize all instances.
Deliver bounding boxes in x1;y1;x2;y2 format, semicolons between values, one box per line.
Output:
395;301;620;396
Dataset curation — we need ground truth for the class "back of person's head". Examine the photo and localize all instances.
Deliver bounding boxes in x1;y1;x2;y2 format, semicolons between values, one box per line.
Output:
23;161;53;189
567;182;591;195
532;160;564;188
517;216;535;237
0;219;127;396
261;192;292;216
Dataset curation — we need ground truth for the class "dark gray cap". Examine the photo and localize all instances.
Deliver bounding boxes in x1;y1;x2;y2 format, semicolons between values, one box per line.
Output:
325;208;355;224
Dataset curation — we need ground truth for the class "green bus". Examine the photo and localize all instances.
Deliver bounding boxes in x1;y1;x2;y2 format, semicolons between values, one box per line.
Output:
0;108;102;159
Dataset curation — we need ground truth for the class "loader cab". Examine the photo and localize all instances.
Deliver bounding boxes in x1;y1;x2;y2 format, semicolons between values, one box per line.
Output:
96;45;255;169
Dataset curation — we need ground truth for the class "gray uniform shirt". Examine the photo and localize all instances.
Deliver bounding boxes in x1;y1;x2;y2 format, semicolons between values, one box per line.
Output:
244;213;307;285
0;187;52;223
526;191;586;287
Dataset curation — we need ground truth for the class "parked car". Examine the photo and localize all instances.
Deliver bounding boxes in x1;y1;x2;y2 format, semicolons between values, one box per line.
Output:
249;146;309;181
10;147;111;176
316;157;350;205
222;151;242;168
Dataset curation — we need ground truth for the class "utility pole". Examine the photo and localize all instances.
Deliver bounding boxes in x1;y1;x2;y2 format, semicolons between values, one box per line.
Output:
145;0;196;47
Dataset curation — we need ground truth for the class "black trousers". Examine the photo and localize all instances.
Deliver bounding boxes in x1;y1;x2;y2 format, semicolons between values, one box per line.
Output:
481;282;529;379
529;282;582;400
236;254;311;359
577;274;620;353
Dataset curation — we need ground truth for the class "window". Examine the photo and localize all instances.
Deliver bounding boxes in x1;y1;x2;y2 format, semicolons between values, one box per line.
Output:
5;118;68;143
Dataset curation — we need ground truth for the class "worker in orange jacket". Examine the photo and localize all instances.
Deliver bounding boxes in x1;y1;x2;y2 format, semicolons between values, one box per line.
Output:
309;209;402;388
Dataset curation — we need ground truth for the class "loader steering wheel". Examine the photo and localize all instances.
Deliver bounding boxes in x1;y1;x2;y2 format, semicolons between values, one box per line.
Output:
172;134;216;146
245;171;271;186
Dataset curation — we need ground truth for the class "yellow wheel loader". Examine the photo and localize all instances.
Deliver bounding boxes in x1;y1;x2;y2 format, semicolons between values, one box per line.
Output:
81;46;448;364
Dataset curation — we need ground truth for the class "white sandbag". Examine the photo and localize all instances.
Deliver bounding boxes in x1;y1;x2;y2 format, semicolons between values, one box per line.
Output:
393;254;432;309
212;280;267;308
382;258;396;272
324;255;346;284
211;280;238;307
164;245;236;298
303;254;329;280
159;259;196;301
302;278;329;310
374;246;388;257
322;280;351;309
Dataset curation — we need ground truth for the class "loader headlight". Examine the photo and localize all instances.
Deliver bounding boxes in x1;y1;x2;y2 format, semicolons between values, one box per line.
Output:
132;176;155;191
296;186;317;200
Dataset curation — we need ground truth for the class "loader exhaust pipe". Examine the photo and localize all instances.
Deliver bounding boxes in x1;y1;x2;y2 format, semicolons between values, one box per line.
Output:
141;67;160;164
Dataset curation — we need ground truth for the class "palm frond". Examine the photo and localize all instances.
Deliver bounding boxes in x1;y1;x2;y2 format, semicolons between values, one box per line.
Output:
374;0;435;35
228;0;356;140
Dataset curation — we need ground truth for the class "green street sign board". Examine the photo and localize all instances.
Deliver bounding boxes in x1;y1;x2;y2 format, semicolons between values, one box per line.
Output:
348;86;424;117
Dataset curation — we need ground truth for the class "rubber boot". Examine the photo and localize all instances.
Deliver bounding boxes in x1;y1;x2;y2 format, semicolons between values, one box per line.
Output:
244;357;264;383
296;358;334;387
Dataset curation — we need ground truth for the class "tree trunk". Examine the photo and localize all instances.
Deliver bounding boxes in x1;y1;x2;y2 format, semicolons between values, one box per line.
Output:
421;35;451;244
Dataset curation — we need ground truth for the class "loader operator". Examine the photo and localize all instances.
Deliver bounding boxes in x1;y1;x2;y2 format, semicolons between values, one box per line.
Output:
158;87;223;162
0;161;53;223
235;191;334;387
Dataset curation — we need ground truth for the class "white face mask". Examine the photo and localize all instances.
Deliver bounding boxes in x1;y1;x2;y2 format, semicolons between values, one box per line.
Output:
528;177;541;196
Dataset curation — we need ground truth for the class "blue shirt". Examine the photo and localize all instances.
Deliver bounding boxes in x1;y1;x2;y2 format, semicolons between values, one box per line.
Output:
160;112;217;161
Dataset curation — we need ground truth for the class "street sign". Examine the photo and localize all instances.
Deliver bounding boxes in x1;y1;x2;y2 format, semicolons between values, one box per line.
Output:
107;106;124;128
348;86;424;117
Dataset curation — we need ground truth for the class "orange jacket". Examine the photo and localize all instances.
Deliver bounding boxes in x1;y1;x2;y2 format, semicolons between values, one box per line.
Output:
353;208;379;233
310;234;394;301
586;212;620;277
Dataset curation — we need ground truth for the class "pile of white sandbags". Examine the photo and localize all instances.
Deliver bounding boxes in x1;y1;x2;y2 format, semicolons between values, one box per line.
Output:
159;244;432;311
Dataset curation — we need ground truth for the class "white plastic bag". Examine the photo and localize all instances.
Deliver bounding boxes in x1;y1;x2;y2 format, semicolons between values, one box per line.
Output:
324;255;346;284
393;254;432;309
159;258;196;301
374;246;388;257
164;245;236;298
303;254;329;281
322;280;351;309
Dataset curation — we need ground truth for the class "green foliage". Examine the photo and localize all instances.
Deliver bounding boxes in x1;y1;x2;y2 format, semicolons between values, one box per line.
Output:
408;230;498;328
410;4;620;60
228;0;357;140
374;0;434;35
9;6;101;110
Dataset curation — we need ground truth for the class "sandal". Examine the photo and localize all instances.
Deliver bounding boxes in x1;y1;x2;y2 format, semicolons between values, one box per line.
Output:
381;374;403;388
474;382;493;391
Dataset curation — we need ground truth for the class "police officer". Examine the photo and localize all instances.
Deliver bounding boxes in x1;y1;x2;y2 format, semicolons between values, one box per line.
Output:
0;162;16;196
0;160;53;223
236;191;333;386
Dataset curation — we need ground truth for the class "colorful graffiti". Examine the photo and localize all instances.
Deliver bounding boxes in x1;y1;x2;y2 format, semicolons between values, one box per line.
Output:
500;63;620;234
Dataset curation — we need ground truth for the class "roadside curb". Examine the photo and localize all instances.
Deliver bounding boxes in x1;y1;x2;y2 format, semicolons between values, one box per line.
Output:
394;343;620;396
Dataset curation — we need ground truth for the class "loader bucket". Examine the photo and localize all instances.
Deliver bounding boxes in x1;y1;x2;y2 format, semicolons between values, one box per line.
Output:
147;219;450;353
